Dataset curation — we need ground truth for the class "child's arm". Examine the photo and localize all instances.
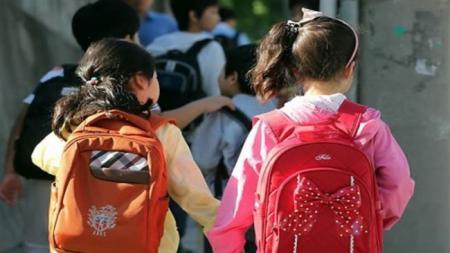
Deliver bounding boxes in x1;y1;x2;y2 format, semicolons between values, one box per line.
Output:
207;120;278;253
0;105;28;206
31;132;66;176
158;124;220;232
160;96;234;129
372;122;415;230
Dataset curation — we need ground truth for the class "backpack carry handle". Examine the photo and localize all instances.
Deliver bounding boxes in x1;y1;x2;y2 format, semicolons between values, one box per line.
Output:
75;110;174;135
76;110;152;133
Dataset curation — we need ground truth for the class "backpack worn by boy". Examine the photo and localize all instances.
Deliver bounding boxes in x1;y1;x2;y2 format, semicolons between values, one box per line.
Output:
49;110;171;253
214;32;241;50
253;100;383;253
155;39;212;114
14;64;80;180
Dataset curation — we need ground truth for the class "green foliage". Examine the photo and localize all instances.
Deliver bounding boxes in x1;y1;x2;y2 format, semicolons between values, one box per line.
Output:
219;0;287;42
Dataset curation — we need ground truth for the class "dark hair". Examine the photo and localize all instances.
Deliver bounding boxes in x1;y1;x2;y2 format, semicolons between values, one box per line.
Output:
224;44;257;95
72;0;140;51
170;0;218;31
219;7;236;22
250;17;357;100
288;0;320;11
52;39;155;139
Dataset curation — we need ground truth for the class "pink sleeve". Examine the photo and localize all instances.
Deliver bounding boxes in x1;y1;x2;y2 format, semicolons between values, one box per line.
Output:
370;121;415;230
207;120;278;253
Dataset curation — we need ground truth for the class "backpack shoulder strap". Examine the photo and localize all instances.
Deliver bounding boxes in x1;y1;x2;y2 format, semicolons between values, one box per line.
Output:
221;107;252;132
233;31;241;45
50;64;80;86
335;100;368;138
61;64;78;77
186;38;213;56
149;114;176;131
253;110;292;141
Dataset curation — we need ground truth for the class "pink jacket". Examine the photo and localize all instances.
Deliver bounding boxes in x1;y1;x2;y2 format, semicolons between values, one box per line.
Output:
207;94;415;253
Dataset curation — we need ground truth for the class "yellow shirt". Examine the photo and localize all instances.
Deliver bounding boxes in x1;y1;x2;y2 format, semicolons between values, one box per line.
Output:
32;123;219;253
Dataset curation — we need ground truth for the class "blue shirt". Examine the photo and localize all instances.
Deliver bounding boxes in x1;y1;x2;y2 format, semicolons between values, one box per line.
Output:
212;22;251;46
139;11;178;47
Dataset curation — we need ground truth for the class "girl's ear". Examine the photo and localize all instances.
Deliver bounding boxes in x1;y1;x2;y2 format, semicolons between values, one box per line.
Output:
344;61;356;79
130;73;148;91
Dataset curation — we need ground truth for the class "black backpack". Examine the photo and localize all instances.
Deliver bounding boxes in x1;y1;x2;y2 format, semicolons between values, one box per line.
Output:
214;32;241;50
155;39;213;113
14;64;81;180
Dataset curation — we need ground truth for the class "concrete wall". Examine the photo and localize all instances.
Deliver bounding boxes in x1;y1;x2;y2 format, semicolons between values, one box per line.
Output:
360;0;449;252
0;1;89;251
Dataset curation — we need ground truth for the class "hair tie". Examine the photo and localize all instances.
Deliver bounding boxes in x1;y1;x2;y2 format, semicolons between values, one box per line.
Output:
86;77;99;85
285;20;301;35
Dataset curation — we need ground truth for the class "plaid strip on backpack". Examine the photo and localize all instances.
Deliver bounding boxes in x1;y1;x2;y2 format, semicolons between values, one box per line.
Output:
90;151;149;171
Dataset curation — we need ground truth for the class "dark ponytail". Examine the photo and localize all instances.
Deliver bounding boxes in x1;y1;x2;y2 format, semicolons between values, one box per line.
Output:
251;16;357;100
52;39;155;139
250;22;300;101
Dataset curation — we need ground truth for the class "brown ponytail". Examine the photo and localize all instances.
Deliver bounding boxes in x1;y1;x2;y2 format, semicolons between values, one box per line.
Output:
251;22;300;101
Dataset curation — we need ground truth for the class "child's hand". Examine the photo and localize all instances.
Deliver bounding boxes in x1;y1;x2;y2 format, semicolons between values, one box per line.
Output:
200;96;235;113
0;172;23;207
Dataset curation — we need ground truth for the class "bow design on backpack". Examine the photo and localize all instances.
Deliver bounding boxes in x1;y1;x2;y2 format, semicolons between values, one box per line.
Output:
279;176;367;237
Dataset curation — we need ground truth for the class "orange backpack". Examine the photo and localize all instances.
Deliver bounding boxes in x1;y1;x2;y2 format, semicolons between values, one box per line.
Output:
49;110;171;253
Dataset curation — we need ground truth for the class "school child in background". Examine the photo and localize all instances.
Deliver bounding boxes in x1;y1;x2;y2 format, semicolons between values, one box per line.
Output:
191;44;275;253
31;39;219;253
122;0;179;47
147;1;225;249
191;44;276;196
213;7;251;50
147;0;225;118
208;9;415;253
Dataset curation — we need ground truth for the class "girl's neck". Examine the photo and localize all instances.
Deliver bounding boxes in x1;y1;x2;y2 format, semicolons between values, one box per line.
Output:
302;79;347;97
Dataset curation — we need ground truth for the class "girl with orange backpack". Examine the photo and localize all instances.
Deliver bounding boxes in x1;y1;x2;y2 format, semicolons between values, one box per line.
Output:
32;38;219;253
207;9;415;253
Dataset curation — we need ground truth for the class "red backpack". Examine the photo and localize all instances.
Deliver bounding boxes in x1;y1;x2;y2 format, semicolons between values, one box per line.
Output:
49;110;171;253
253;100;383;253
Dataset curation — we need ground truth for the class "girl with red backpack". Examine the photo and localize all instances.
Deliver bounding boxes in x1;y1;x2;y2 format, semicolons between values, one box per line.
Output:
32;38;219;253
207;9;414;253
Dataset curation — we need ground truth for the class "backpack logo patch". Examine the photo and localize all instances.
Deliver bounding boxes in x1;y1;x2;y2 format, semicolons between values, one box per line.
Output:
315;153;332;161
87;205;118;236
